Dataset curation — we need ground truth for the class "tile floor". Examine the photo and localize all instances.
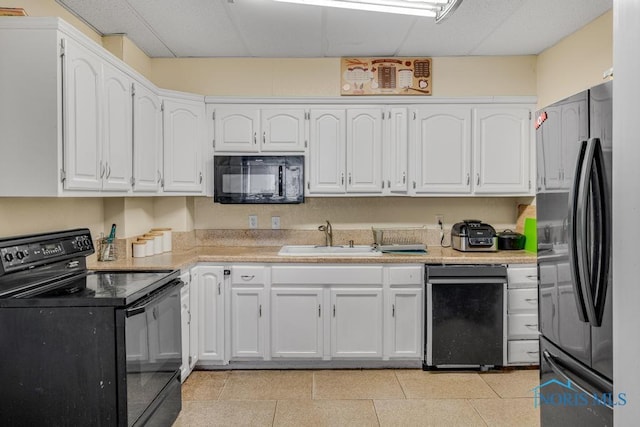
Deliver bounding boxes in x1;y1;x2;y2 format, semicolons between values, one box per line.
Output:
173;368;540;426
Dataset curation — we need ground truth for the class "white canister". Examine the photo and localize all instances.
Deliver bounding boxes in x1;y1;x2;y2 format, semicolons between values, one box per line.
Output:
132;241;147;258
151;228;172;252
139;237;155;256
148;232;164;255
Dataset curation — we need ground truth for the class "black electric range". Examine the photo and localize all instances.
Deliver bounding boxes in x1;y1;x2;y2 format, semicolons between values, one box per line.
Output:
0;228;183;426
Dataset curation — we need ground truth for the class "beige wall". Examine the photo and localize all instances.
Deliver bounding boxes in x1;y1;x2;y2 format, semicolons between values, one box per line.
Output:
151;56;536;97
537;10;612;108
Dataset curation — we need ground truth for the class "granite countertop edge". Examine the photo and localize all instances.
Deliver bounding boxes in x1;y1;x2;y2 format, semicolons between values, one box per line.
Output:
88;246;536;271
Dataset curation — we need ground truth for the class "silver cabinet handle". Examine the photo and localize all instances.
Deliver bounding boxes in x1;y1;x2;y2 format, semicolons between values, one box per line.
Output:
341;173;344;185
526;350;540;355
392;304;395;317
466;173;470;185
402;173;406;184
217;282;221;295
413;181;416;189
526;275;537;280
106;164;111;179
525;324;538;328
476;173;480;185
318;304;321;317
333;304;336;317
100;161;105;178
199;172;203;184
157;170;162;183
524;298;537;303
381;181;384;189
259;304;262;317
388;180;392;187
241;275;255;281
348;173;352;185
263;131;266;144
253;132;257;144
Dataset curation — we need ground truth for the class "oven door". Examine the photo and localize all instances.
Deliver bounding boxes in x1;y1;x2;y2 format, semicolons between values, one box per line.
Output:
125;280;182;426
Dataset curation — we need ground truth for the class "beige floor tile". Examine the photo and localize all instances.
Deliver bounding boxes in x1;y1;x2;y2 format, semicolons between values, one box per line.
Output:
173;400;276;427
480;370;539;398
219;370;313;400
395;371;499;399
182;371;230;401
470;398;540;427
374;399;487;427
313;370;405;400
273;399;379;426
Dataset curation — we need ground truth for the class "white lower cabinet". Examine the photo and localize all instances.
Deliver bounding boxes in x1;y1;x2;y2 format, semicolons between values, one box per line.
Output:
387;288;423;359
271;287;324;358
194;265;225;363
506;264;539;366
331;288;383;358
231;287;266;359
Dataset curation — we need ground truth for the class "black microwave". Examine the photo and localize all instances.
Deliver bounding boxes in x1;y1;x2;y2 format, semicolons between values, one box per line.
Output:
213;155;304;204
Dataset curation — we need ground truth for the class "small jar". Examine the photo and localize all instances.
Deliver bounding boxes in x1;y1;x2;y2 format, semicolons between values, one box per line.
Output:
150;228;172;252
132;241;147;258
148;232;164;255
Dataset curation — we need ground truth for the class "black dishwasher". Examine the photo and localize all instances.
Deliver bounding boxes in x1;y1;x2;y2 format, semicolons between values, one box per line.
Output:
423;265;507;370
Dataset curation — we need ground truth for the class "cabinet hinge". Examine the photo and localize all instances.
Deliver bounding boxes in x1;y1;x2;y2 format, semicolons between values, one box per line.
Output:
131;83;136;96
224;269;231;276
60;169;66;183
60;38;65;57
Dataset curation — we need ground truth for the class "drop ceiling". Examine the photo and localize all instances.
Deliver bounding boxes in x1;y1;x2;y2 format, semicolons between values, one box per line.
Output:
55;0;612;58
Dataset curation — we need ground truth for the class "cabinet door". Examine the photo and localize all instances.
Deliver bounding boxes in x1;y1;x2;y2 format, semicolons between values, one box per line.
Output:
133;82;162;192
384;107;408;193
473;107;531;194
62;38;102;190
346;108;383;193
196;266;225;362
330;288;383;358
271;287;323;358
162;98;205;193
413;106;471;194
387;288;423;359
214;107;260;152
102;63;132;191
261;108;306;152
309;109;346;194
231;287;266;359
180;283;191;381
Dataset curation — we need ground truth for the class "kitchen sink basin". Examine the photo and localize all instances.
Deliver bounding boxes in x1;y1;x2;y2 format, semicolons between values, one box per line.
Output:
278;245;382;257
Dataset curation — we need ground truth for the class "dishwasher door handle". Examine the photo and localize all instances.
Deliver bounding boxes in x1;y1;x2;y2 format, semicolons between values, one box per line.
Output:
427;277;507;285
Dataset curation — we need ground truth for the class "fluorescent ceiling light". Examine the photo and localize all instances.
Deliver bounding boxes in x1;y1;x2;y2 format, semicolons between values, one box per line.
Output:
272;0;462;21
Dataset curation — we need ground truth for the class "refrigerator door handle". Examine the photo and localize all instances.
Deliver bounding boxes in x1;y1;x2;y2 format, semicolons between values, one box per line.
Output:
568;140;590;323
589;138;611;327
543;350;613;409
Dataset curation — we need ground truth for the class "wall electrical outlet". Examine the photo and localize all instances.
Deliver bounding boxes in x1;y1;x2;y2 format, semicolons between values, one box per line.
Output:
271;216;281;230
248;215;258;229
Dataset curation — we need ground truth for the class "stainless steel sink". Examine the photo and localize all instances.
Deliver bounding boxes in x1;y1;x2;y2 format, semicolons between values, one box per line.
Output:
278;245;382;257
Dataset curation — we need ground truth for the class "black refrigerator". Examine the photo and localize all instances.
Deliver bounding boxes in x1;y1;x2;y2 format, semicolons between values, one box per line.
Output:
535;81;613;426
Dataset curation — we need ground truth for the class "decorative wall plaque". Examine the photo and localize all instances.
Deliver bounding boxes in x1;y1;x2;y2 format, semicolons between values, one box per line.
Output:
341;57;432;96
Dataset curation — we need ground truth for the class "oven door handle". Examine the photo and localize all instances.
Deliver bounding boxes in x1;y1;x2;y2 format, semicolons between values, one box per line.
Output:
126;279;182;317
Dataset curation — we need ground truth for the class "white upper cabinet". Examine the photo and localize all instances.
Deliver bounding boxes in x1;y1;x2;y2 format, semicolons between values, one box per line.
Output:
213;107;260;152
473;106;532;194
213;106;306;153
101;62;132;192
346;108;383;193
161;94;205;193
132;81;162;193
308;109;346;194
412;106;471;194
62;37;103;191
261;108;306;152
383;107;409;194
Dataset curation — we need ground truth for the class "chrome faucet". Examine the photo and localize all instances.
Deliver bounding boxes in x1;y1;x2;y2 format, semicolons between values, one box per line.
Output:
318;220;333;247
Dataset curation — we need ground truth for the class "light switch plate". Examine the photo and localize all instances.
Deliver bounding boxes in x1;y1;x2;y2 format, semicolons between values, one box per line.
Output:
249;215;258;229
271;216;280;230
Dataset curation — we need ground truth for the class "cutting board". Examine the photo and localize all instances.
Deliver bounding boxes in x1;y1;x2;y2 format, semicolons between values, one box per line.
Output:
516;204;536;233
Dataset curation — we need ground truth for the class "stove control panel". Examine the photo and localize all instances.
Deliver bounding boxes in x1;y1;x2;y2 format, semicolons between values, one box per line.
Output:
0;229;94;273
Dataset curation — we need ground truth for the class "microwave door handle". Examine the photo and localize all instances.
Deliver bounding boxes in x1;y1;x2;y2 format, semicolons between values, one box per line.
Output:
568;140;590;323
279;165;283;197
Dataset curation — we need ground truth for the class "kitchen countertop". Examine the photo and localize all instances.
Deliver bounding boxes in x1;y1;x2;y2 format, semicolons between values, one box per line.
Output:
88;246;536;271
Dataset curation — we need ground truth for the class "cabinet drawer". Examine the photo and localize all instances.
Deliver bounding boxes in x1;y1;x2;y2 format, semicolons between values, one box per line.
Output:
507;267;537;288
231;266;266;285
508;313;539;339
271;265;383;285
508;288;538;312
507;340;540;365
388;266;423;285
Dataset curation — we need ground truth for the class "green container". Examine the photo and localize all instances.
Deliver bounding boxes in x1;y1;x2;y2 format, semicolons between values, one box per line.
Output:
524;217;537;253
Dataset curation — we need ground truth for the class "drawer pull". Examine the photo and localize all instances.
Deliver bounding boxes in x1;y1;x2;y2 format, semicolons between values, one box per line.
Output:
241;275;255;281
525;324;538;328
526;350;540;355
526;275;537;280
525;298;537;303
